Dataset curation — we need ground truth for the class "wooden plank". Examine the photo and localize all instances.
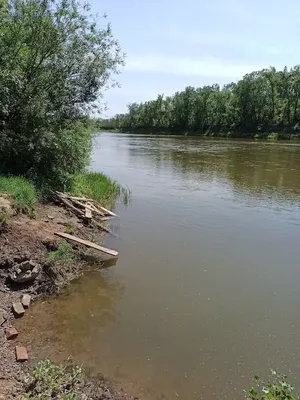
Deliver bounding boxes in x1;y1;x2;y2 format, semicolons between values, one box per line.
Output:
85;207;92;219
71;199;105;217
99;206;118;218
92;220;119;238
55;191;94;202
86;201;105;217
101;216;114;222
54;232;119;257
56;195;84;217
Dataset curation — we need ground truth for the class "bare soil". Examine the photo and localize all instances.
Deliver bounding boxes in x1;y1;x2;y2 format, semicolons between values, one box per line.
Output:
0;200;137;400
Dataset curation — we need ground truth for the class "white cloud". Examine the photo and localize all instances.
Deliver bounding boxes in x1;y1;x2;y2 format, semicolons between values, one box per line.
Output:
126;54;265;79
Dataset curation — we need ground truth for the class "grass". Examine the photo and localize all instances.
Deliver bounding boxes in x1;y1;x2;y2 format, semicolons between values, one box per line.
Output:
70;172;120;205
48;240;74;263
0;176;37;216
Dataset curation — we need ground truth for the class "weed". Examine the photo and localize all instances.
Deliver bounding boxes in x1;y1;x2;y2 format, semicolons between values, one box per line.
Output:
248;371;295;400
65;222;75;234
21;360;83;400
0;177;37;216
267;132;280;140
48;240;74;263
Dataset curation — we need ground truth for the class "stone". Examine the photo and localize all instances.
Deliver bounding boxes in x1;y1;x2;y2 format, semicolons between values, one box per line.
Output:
12;302;25;317
15;346;28;362
10;261;41;283
20;260;31;271
5;327;18;340
21;294;31;308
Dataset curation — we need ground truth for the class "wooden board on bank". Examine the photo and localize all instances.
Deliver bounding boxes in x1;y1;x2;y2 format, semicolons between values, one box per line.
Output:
54;232;119;257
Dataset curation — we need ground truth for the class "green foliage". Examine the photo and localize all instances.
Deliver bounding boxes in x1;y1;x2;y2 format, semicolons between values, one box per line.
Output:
48;240;74;263
248;372;295;400
0;0;124;189
267;132;280;140
70;172;120;204
22;360;83;400
100;66;300;137
65;222;75;234
0;177;37;216
33;122;94;194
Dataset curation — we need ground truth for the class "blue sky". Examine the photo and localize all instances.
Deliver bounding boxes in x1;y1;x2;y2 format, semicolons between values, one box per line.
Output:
87;0;300;116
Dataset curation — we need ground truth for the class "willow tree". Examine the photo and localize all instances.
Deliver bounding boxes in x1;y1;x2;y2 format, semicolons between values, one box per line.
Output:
0;0;124;188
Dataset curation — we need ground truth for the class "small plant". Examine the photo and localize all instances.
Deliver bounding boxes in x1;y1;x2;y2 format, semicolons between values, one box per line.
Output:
22;360;83;400
267;132;279;140
65;222;75;234
248;371;295;400
48;240;74;263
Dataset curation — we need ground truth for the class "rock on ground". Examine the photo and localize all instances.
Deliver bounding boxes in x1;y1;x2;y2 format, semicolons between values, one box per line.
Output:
21;294;31;308
12;302;25;317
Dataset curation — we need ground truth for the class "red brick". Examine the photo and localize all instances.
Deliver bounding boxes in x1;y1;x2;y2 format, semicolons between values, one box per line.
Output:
15;346;28;362
5;327;18;340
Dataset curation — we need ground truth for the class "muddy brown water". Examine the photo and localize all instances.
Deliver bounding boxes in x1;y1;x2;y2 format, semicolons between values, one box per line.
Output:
18;134;300;399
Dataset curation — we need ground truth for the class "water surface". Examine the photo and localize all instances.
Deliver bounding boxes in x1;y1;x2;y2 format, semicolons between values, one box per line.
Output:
20;134;300;399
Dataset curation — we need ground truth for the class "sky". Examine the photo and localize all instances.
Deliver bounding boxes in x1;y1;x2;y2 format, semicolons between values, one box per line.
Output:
87;0;300;117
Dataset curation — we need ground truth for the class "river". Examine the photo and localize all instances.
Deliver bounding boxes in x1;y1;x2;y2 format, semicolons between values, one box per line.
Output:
20;134;300;399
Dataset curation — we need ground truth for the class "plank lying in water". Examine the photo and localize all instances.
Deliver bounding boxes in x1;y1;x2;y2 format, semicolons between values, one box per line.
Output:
54;232;119;257
99;205;118;218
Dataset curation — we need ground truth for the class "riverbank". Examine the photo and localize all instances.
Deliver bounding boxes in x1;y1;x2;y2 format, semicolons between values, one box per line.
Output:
0;174;137;399
100;128;300;140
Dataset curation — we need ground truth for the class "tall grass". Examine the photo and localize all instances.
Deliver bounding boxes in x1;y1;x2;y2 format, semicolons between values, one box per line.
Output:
0;177;37;216
70;172;120;205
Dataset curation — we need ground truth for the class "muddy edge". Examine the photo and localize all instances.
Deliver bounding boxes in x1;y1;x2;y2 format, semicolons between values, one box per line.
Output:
0;202;138;400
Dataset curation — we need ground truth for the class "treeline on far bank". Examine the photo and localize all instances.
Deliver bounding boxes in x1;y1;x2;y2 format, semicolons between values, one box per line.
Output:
99;66;300;139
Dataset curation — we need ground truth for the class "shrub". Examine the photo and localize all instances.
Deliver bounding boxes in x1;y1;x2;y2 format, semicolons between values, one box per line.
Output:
30;122;93;194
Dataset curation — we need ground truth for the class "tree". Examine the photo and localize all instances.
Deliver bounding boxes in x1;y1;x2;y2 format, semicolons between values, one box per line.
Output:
0;0;124;188
100;64;300;138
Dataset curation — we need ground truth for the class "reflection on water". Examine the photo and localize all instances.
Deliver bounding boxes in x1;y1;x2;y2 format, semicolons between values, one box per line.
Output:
20;135;300;400
126;137;300;206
